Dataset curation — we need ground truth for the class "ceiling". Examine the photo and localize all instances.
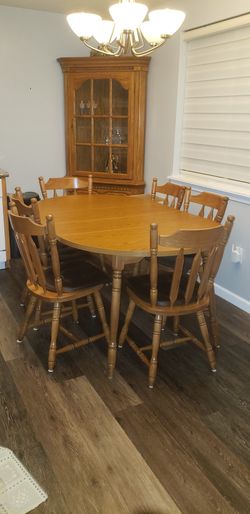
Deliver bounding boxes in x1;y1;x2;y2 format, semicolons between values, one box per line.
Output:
0;0;170;17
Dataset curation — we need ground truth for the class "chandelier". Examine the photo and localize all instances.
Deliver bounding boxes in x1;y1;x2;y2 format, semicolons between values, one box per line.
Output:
67;0;186;57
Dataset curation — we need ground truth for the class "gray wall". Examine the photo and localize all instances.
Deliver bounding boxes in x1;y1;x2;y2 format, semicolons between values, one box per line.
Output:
0;6;88;193
1;2;249;311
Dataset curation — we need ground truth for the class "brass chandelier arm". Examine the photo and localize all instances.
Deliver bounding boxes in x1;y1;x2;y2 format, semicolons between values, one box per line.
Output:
129;30;170;57
80;32;170;57
80;37;123;56
131;36;169;57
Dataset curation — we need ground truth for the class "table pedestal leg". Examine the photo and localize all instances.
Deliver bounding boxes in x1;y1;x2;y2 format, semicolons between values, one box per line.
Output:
108;258;124;379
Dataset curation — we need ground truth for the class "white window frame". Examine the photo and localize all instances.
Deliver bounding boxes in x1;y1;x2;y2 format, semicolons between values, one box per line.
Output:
172;13;250;205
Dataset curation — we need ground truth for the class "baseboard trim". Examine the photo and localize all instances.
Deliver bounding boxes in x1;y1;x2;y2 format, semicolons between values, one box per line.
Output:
214;283;250;314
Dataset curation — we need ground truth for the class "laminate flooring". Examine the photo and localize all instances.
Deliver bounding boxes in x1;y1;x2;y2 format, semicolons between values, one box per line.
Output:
0;260;250;514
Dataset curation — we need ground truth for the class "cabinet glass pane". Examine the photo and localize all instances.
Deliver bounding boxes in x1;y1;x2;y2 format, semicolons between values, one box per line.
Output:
112;80;128;116
76;119;91;143
112;119;128;144
94;118;110;144
93;79;109;115
76;80;91;115
94;147;109;172
110;148;127;173
76;146;91;171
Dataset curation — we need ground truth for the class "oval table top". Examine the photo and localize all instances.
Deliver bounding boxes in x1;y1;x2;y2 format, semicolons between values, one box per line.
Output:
38;194;218;257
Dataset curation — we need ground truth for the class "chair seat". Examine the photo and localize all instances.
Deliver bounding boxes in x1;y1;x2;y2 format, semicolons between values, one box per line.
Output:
126;272;198;307
46;261;107;293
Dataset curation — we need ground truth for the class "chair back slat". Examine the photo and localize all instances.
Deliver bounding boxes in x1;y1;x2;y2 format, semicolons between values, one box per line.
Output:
207;208;214;220
18;233;38;285
39;175;93;199
151;178;186;210
151;224;227;308
197;247;217;300
184;250;202;304
27;236;47;289
199;205;205;218
30;198;49;268
169;250;184;306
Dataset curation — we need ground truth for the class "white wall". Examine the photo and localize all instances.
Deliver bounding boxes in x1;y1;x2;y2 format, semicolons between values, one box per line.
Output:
0;5;88;193
144;0;250;311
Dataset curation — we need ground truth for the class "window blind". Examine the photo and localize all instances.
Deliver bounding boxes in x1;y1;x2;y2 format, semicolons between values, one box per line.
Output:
181;19;250;184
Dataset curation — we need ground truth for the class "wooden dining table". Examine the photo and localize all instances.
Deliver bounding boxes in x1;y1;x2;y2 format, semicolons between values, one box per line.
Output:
39;193;218;378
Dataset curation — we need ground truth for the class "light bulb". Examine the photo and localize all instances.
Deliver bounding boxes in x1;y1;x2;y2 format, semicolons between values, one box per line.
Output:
67;12;101;39
149;8;186;36
109;2;148;31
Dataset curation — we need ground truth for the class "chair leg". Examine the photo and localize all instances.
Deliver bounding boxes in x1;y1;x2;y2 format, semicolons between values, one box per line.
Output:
118;299;136;349
71;300;79;324
161;314;167;331
33;299;42;330
48;302;61;373
148;314;162;389
173;315;180;335
17;295;37;342
87;295;97;318
20;286;29;307
209;287;219;349
196;310;216;372
99;254;107;273
93;291;110;342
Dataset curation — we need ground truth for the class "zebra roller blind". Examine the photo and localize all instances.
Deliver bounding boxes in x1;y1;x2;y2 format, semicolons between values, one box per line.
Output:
181;15;250;184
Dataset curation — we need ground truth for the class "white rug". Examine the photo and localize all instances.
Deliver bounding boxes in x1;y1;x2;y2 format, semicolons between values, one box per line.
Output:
0;447;47;514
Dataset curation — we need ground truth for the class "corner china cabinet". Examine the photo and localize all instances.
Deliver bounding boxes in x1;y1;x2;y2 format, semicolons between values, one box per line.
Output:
58;57;150;194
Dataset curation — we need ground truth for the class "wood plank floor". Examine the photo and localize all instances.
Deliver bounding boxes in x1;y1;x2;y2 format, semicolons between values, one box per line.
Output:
0;259;250;514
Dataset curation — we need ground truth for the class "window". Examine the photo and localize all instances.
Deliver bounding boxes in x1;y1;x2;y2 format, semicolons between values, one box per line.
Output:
176;14;250;190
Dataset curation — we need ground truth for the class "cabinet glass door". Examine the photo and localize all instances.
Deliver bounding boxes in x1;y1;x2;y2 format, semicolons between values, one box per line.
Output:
75;78;129;175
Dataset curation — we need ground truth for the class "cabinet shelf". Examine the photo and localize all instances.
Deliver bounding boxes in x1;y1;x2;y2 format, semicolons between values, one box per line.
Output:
58;56;150;194
76;143;128;148
75;115;129;119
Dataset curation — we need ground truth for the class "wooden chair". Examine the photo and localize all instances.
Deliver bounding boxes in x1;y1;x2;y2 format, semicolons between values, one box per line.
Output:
38;176;107;273
133;178;188;278
39;175;93;199
151;178;187;209
8;210;110;372
159;189;230;328
9;195;98;319
119;216;234;388
183;189;229;223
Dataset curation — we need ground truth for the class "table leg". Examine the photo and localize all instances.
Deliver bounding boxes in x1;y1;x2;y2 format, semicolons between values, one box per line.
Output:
107;257;124;379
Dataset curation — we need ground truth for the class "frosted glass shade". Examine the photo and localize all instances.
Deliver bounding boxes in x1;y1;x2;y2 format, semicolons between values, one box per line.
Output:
93;20;116;44
67;13;101;39
141;21;164;44
149;8;186;36
109;2;148;31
